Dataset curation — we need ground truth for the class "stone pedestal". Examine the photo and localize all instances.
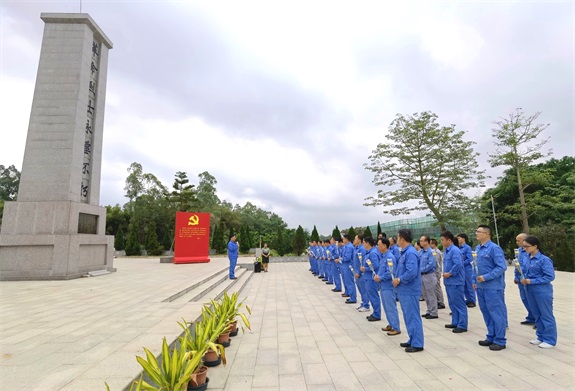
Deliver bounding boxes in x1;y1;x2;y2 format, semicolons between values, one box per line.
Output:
0;13;115;280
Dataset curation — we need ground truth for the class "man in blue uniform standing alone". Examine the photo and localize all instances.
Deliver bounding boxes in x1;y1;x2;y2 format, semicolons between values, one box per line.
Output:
474;225;508;351
392;229;424;353
227;234;239;280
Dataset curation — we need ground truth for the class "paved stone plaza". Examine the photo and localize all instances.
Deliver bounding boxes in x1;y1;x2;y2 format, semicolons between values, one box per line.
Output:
1;257;573;390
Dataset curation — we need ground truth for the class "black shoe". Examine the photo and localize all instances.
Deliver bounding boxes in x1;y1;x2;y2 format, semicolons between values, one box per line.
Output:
521;321;535;326
425;315;438;319
332;289;342;292
366;315;381;322
438;304;446;309
489;343;506;351
342;294;350;297
400;342;411;348
449;312;452;315
318;276;324;279
444;324;456;329
325;282;333;285
478;340;493;346
421;314;430;318
533;325;537;330
229;277;237;280
345;300;357;304
466;302;476;308
405;347;424;353
322;279;329;282
419;297;425;301
452;328;468;333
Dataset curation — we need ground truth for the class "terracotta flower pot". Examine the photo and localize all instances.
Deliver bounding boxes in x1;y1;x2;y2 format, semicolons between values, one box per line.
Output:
229;321;239;337
217;332;231;347
203;348;221;367
189;365;208;387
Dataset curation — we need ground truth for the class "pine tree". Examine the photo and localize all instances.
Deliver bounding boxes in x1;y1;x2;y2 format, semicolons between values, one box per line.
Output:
239;226;250;253
114;226;125;251
162;227;173;251
364;226;373;238
332;225;341;239
213;222;226;253
292;225;307;255
310;225;320;242
211;223;219;251
275;227;285;256
377;222;382;237
146;221;163;256
125;220;141;256
347;226;356;240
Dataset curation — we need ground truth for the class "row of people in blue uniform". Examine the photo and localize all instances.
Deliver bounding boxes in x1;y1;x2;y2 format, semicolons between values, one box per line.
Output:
307;225;558;353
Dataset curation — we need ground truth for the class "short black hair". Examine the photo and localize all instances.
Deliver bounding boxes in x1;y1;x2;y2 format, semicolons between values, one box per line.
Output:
478;225;492;235
342;234;350;241
440;231;456;243
378;237;390;248
456;233;469;242
364;237;376;247
356;234;364;241
421;235;430;243
398;229;412;243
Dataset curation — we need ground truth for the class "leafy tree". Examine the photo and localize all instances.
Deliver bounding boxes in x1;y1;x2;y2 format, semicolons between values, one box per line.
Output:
488;109;552;233
364;226;373;238
125;219;141;256
347;226;357;240
292;225;307;255
531;222;574;272
364;111;485;231
377;222;382;238
114;226;125;251
146;221;164;256
310;225;320;242
332;225;341;239
0;164;20;201
197;171;220;212
212;222;226;253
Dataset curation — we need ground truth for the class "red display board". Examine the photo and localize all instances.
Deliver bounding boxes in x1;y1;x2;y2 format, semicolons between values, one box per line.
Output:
173;212;211;264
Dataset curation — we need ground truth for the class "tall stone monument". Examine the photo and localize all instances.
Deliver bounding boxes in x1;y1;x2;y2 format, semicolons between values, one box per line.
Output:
0;13;115;280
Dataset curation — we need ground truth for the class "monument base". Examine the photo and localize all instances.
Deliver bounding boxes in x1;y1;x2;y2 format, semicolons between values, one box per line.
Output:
0;201;115;280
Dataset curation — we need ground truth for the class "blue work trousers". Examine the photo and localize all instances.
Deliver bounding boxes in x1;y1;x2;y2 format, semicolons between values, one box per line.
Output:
398;293;424;348
463;265;476;304
526;284;557;345
477;288;507;346
518;283;536;323
361;274;381;318
342;264;357;302
333;262;342;291
380;287;400;331
446;284;468;329
229;257;237;279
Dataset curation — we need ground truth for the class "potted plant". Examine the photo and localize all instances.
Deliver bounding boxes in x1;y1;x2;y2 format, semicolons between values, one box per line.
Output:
179;317;226;368
220;292;252;336
134;337;205;391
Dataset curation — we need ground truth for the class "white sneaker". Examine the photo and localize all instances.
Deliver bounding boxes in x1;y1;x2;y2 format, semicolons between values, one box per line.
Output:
358;307;370;312
530;339;542;345
356;305;363;311
539;342;555;349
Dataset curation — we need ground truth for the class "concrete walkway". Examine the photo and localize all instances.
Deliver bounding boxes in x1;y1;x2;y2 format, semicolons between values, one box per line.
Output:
1;258;573;390
208;262;574;391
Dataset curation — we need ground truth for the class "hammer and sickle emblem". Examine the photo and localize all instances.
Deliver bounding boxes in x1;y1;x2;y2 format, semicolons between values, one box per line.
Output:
188;215;200;226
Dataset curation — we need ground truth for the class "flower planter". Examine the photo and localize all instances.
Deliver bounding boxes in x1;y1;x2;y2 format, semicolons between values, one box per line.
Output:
189;365;208;388
229;321;239;337
203;348;222;367
217;332;231;347
188;377;209;391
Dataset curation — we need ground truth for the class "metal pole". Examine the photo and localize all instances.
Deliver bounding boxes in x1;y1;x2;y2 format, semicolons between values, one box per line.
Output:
491;195;500;246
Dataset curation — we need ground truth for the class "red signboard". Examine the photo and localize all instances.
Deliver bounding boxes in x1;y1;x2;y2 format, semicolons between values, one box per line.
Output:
173;212;211;264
